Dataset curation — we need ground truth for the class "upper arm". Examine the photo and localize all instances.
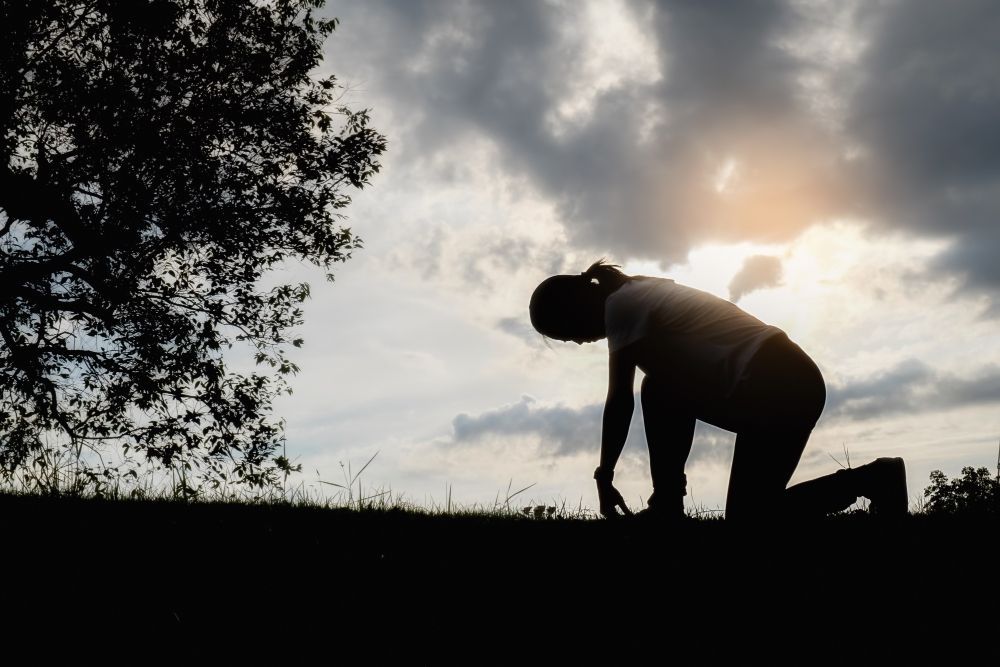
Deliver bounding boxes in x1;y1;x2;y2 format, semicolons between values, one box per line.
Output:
607;344;637;403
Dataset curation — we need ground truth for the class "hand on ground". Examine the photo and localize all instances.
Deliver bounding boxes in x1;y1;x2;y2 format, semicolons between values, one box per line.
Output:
596;482;634;519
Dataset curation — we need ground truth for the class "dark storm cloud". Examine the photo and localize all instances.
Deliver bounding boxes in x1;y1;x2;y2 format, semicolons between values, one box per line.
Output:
826;359;1000;421
847;0;1000;295
728;255;784;302
325;0;848;264
326;1;1000;298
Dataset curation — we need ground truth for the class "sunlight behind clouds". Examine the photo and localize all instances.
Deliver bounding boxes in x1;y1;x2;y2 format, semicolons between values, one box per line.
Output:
285;0;1000;513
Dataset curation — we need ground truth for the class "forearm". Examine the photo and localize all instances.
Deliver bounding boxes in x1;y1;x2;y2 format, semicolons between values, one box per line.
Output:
599;395;634;472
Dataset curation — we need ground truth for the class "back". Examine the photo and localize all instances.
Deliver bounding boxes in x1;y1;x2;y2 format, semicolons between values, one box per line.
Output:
604;276;783;398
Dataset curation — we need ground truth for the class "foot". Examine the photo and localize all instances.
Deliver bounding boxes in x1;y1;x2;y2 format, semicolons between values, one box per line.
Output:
856;457;908;516
636;501;685;523
636;508;684;523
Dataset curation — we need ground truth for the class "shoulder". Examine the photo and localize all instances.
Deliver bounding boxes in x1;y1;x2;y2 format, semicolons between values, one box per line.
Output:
605;279;641;312
608;275;669;298
605;276;676;318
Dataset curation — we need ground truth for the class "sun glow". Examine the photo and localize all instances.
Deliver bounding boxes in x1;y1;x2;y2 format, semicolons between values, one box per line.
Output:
624;241;784;298
622;221;953;346
712;157;741;195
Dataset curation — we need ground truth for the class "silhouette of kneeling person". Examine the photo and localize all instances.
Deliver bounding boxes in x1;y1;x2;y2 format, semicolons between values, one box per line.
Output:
529;259;908;521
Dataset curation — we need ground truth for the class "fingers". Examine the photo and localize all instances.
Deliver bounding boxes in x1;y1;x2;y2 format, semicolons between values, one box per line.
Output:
601;499;633;518
612;493;633;516
597;483;634;518
600;501;622;520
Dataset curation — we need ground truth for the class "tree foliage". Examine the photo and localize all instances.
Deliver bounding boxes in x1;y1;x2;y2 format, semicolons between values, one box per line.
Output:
0;0;386;492
923;467;1000;515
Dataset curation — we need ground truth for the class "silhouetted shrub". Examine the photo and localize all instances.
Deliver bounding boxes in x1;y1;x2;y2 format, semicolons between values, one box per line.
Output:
923;467;1000;515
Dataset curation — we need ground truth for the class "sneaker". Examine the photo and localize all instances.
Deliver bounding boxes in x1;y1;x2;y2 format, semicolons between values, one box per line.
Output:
855;457;908;516
635;506;685;523
636;493;685;523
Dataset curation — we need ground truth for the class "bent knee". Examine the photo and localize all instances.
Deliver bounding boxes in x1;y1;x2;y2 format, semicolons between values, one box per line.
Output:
640;373;662;401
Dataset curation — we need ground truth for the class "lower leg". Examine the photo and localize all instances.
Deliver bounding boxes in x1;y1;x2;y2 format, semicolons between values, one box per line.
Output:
646;432;691;512
782;469;859;517
784;458;908;517
726;429;808;521
641;377;695;515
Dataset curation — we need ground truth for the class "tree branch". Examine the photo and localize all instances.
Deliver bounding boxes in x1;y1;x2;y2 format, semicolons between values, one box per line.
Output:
9;285;113;325
20;2;99;76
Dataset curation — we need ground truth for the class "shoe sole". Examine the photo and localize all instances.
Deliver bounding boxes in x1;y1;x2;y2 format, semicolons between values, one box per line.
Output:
870;457;908;516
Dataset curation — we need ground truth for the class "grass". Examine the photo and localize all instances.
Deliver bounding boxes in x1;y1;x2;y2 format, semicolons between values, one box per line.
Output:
0;458;916;521
0;445;619;521
3;444;993;661
2;462;995;661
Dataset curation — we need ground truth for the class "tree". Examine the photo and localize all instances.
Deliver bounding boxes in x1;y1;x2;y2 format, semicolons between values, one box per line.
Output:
0;0;386;493
923;467;1000;515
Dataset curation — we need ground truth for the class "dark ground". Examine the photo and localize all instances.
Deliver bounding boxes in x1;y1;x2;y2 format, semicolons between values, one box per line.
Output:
2;493;996;661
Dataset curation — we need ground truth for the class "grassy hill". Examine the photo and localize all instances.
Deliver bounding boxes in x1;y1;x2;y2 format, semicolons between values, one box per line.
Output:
2;491;996;660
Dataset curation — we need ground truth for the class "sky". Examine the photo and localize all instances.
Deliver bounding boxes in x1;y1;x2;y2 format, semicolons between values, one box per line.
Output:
266;0;1000;514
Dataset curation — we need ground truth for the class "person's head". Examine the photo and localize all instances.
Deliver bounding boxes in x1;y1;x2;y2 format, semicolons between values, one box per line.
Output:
529;259;631;345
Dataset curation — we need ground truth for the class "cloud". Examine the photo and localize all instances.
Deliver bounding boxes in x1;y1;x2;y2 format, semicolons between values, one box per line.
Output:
328;0;1000;313
825;359;934;420
451;395;603;456
826;359;1000;421
325;0;1000;299
728;255;784;302
843;0;1000;295
447;356;1000;459
683;422;737;466
496;317;545;348
458;233;564;292
447;393;734;465
326;1;849;264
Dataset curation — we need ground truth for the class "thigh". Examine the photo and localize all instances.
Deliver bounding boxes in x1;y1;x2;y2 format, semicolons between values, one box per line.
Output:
640;374;698;445
711;335;826;434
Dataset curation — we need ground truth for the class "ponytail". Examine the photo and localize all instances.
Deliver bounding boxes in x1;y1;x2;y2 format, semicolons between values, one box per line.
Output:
580;258;631;292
